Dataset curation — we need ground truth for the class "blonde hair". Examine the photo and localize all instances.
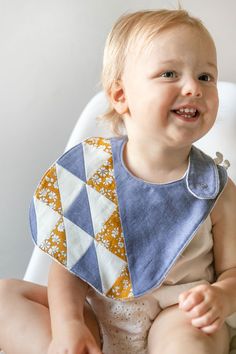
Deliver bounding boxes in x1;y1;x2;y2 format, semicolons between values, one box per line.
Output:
98;8;214;137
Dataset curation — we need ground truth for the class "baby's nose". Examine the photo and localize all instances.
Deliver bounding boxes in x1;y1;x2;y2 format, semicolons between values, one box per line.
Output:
181;78;202;97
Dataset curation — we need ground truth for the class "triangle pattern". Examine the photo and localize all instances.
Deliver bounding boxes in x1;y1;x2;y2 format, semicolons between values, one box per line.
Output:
34;196;61;245
35;164;62;215
64;217;94;269
85;137;112;154
94;240;127;294
95;208;127;262
87;156;118;204
86;183;116;235
64;184;94;237
56;163;85;213
57;143;86;182
71;242;103;293
39;216;67;266
83;141;111;181
106;265;133;299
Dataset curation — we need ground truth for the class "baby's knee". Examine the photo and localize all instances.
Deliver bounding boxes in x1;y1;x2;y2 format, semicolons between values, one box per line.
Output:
149;327;221;354
149;327;229;354
148;305;230;354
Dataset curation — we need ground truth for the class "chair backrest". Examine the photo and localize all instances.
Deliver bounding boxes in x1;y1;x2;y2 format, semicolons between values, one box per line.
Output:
24;81;236;285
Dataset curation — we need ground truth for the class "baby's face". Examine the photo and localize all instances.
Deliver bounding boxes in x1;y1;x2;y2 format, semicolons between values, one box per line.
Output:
120;25;218;148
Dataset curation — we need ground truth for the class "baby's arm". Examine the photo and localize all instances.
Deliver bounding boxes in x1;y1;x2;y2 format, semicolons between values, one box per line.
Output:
179;177;236;334
47;261;101;354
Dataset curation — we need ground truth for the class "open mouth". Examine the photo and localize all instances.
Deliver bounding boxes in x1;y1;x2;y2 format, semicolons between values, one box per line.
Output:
171;109;200;120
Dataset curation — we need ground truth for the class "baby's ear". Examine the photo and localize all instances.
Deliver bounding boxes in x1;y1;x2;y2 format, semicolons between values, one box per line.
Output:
109;80;129;115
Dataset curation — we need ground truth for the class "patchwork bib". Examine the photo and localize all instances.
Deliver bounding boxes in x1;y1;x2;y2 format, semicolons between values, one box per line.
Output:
29;136;227;300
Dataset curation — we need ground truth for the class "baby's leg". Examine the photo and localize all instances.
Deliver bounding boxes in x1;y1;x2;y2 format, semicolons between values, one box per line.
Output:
0;279;101;354
147;304;230;354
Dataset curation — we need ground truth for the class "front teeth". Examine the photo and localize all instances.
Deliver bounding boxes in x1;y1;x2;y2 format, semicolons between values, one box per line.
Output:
178;108;196;113
175;107;197;118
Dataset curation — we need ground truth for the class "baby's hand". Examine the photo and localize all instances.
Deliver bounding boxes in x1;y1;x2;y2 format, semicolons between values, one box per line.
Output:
178;283;229;334
47;319;102;354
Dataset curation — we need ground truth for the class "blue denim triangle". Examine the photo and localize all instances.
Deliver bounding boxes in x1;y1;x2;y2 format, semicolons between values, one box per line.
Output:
64;184;94;237
71;242;103;293
57;143;86;182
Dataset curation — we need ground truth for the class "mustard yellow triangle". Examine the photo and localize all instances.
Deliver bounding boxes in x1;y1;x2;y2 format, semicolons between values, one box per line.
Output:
87;156;117;204
106;265;133;299
39;216;67;265
85;137;112;154
35;164;62;215
95;208;127;262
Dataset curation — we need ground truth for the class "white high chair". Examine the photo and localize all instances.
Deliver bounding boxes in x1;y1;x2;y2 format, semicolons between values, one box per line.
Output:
24;82;236;353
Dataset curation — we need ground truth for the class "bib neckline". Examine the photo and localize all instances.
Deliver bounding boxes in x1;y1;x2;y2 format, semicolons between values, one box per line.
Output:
113;135;222;199
119;135;190;187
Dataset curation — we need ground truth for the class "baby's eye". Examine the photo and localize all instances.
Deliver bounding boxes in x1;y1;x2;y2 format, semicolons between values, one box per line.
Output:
160;71;177;78
198;73;212;82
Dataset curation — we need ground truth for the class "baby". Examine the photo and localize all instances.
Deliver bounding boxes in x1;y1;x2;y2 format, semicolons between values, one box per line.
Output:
1;8;236;354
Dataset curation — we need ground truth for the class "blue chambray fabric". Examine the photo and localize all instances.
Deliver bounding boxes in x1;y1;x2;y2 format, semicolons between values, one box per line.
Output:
29;135;227;300
111;135;227;297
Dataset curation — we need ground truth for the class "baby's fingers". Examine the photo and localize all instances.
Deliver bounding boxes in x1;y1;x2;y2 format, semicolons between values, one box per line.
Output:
191;307;219;330
178;291;189;304
199;318;223;334
179;290;204;311
185;300;210;320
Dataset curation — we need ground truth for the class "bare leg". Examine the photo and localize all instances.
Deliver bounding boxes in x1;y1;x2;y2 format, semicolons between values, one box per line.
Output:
0;279;101;354
147;304;230;354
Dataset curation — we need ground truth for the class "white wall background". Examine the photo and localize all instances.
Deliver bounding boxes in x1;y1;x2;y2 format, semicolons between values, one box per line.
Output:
1;0;236;279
